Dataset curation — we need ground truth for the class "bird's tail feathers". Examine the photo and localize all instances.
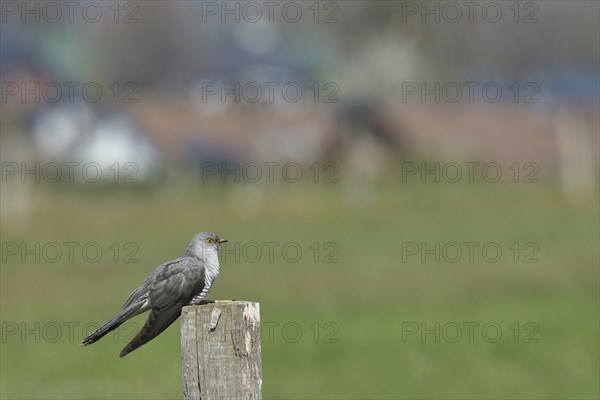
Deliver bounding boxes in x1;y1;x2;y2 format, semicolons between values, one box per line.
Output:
81;302;144;346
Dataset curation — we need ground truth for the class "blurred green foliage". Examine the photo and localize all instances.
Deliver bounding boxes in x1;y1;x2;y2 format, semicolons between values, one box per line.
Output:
1;180;598;399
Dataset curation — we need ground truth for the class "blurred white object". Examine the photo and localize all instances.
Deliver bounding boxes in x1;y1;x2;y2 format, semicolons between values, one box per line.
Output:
31;102;93;157
76;116;161;183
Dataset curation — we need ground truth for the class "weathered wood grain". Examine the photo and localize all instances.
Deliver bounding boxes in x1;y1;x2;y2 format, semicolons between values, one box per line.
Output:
181;301;262;400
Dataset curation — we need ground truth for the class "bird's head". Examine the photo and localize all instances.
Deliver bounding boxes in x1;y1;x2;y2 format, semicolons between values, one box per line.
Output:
186;231;228;258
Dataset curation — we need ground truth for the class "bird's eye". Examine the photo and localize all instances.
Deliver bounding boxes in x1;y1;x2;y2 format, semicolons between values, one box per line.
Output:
206;238;214;243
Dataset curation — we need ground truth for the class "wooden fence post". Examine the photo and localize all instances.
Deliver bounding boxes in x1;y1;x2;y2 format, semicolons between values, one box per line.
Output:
181;301;262;400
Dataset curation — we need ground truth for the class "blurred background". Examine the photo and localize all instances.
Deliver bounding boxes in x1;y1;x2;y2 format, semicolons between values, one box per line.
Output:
1;1;598;399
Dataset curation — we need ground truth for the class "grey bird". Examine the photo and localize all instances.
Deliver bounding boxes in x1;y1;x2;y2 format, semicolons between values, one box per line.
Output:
81;232;227;357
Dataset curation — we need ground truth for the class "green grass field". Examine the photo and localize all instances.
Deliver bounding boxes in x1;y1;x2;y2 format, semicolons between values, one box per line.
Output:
1;180;598;399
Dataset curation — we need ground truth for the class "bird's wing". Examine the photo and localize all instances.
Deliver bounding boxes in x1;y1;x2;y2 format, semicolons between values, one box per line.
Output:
149;259;206;308
121;259;182;309
119;304;182;357
119;258;206;357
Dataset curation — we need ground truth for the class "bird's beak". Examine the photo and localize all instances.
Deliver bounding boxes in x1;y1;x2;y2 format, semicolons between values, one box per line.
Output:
217;238;228;244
